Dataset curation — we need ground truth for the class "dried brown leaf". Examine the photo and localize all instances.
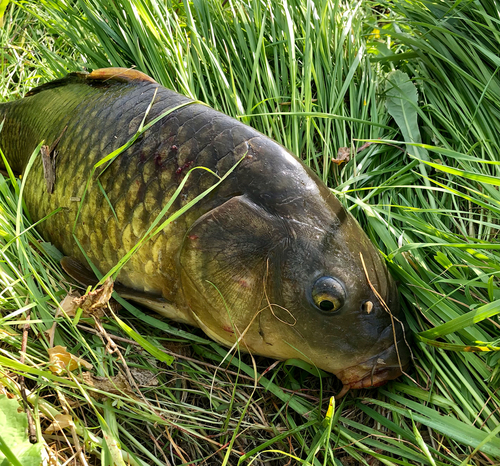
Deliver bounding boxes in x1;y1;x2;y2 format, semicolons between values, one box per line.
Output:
44;414;73;434
58;278;115;319
47;345;93;374
41;126;67;194
333;147;351;165
41;145;56;194
58;291;82;317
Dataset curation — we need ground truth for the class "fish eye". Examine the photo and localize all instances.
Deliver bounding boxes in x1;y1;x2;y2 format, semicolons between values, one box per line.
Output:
311;277;346;313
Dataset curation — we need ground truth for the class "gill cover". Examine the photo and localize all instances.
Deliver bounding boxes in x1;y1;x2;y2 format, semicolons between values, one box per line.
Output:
179;195;285;351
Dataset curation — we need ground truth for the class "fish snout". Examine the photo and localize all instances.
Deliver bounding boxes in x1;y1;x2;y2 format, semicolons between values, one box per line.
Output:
335;335;411;392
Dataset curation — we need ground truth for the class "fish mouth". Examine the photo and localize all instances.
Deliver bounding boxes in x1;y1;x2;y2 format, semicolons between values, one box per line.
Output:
335;340;410;394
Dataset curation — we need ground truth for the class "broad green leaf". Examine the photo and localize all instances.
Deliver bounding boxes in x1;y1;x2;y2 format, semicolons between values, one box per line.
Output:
0;396;43;466
0;0;10;25
385;70;428;160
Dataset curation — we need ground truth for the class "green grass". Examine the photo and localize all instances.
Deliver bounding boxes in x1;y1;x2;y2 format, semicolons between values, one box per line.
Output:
1;0;500;464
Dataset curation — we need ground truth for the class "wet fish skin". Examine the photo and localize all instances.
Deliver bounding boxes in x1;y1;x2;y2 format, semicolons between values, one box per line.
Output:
0;68;410;387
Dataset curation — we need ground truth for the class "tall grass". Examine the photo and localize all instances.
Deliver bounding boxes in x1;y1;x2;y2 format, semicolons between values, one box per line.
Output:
0;0;499;464
26;0;392;184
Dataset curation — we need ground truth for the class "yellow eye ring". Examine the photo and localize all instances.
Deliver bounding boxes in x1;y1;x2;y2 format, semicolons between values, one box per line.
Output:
313;292;342;311
311;277;346;313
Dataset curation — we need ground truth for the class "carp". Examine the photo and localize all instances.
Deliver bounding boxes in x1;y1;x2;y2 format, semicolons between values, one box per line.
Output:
0;68;410;391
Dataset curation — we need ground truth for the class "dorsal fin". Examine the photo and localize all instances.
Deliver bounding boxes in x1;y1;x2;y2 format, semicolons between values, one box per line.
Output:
87;68;157;84
26;68;158;97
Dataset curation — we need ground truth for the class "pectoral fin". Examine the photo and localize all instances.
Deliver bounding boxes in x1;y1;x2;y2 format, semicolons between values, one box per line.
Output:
61;256;99;288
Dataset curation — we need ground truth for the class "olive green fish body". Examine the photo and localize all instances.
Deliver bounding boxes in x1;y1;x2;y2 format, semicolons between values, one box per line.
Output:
2;71;248;312
0;69;410;388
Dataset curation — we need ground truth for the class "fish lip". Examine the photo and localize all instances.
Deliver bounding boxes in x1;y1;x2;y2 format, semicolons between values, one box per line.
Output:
335;341;410;390
340;365;405;390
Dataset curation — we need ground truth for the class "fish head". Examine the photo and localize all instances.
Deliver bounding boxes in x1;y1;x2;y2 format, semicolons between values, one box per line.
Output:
179;157;410;389
258;193;411;390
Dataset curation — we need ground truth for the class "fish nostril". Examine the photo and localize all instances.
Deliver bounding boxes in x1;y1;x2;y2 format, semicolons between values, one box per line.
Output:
362;300;374;314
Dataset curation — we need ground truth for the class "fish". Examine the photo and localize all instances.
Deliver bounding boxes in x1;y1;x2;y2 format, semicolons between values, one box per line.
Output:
0;67;410;391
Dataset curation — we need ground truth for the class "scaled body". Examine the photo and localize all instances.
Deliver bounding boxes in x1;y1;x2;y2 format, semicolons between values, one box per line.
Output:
0;68;409;389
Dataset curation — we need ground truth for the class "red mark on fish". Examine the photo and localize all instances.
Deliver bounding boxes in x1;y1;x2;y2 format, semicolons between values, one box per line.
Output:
238;279;249;288
176;160;194;175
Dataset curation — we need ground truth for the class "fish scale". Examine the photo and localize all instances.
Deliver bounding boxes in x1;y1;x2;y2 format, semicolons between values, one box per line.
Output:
0;68;411;390
5;80;188;290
